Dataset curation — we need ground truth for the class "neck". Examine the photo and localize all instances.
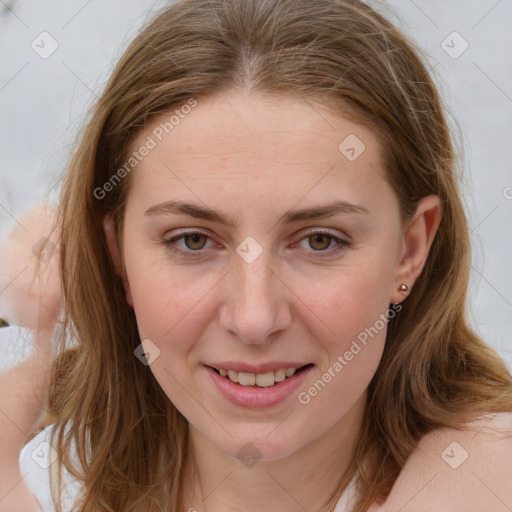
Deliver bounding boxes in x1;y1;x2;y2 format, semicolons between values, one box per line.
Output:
182;393;366;512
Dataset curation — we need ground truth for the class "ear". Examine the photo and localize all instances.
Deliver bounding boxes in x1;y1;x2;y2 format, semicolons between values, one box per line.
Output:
390;195;442;304
102;213;134;308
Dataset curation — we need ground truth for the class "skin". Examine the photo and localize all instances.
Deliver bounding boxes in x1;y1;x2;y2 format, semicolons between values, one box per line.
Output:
380;412;512;512
103;91;442;511
0;206;62;332
0;206;61;512
0;95;510;512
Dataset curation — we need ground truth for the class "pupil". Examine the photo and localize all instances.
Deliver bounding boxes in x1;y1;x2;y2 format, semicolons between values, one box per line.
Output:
186;233;206;250
311;234;329;250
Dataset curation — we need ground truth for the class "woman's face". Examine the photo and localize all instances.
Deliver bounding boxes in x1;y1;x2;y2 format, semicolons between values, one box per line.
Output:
113;92;409;461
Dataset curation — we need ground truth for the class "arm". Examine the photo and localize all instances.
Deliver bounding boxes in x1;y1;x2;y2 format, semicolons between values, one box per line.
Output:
0;328;54;456
0;329;55;512
0;205;62;512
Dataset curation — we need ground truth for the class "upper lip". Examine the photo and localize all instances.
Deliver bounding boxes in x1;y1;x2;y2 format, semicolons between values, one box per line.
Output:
205;362;312;373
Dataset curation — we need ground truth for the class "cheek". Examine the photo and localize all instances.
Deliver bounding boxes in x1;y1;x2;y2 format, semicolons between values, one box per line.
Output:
294;275;390;420
297;260;393;349
291;252;395;408
305;286;388;395
125;251;219;354
127;265;210;405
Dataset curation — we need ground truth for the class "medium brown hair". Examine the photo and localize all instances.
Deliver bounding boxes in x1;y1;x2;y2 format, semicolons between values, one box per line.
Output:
45;0;512;510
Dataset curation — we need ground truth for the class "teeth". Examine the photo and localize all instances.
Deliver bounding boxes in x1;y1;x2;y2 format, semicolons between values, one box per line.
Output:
238;372;256;386
274;368;287;382
219;366;302;387
255;371;275;387
286;368;296;378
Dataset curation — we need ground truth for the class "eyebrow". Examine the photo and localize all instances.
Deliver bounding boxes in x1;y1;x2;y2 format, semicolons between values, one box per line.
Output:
144;199;369;227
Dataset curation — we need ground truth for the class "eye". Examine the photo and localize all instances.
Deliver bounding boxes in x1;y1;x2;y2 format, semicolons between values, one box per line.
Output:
163;230;216;257
295;228;353;258
162;228;353;259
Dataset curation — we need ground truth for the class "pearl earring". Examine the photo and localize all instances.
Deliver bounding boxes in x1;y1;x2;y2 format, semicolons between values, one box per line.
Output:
399;283;409;292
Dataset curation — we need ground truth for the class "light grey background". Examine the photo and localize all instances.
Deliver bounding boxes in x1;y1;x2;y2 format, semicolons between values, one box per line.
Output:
1;0;511;368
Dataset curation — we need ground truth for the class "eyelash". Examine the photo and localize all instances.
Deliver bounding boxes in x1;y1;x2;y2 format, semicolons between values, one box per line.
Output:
162;228;353;259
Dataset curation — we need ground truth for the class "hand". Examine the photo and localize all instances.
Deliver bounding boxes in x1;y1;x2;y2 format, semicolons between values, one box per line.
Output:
0;204;62;335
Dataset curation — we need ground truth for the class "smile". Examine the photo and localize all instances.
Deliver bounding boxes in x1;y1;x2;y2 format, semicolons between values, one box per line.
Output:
209;364;313;388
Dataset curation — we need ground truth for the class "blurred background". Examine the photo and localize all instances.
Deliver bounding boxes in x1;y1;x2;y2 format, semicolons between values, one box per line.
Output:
0;0;511;369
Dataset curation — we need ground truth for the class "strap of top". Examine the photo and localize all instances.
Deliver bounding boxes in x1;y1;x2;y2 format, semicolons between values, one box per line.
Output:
19;425;80;512
333;472;358;511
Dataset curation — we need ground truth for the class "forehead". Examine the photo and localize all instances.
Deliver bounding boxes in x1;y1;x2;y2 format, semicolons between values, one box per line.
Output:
127;92;391;209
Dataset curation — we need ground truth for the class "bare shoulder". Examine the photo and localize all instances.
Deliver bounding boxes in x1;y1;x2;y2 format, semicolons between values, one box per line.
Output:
378;412;512;512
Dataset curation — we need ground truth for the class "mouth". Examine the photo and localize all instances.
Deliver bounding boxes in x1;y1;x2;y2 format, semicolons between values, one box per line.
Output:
206;363;314;388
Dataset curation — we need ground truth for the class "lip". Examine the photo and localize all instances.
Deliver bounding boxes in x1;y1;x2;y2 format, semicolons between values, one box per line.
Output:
205;363;314;408
206;361;310;373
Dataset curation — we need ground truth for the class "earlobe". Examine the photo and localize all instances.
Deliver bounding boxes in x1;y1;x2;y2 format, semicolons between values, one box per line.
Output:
102;213;134;308
390;195;442;304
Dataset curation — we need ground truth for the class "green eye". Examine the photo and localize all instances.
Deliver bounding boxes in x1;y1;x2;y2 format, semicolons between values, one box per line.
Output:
163;230;214;257
307;233;334;251
297;229;352;258
163;229;352;259
181;233;208;250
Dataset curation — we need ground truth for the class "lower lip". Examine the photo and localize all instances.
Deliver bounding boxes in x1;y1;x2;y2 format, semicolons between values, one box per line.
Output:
205;364;314;408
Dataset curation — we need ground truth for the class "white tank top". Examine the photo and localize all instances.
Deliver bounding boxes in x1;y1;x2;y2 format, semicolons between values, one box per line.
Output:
333;473;358;511
20;425;360;512
19;425;79;512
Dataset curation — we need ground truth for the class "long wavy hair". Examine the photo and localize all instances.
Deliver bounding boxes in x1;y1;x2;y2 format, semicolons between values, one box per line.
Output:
42;0;512;510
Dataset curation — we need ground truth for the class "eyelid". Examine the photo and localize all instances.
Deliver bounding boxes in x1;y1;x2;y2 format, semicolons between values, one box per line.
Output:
163;229;218;257
294;227;353;258
162;227;353;258
300;227;351;241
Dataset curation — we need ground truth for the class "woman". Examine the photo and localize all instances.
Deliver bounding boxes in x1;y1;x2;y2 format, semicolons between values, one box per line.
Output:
1;0;512;511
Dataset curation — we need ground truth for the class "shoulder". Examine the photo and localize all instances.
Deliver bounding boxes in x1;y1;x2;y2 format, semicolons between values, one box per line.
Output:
379;412;512;512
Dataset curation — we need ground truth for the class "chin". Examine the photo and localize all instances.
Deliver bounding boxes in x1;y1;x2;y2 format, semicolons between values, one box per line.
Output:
210;426;310;464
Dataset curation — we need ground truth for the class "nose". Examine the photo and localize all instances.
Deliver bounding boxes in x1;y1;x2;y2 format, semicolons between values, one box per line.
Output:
219;248;293;346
